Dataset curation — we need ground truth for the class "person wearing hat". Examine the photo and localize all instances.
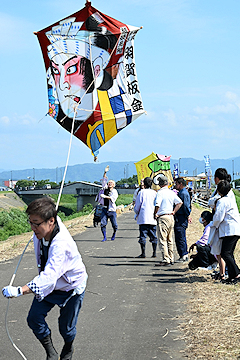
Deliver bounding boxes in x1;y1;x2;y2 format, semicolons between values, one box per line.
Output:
154;174;183;266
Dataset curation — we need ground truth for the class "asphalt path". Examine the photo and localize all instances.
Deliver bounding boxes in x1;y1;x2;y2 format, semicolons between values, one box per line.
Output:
0;211;188;360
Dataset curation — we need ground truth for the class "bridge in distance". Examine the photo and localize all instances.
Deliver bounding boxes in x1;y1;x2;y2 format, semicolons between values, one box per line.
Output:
15;181;135;211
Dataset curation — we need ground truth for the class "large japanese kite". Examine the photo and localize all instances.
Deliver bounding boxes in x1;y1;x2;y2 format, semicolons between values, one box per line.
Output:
135;153;174;190
35;1;145;159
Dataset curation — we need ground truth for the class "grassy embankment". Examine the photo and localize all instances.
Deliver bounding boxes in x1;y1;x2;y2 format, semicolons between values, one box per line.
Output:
0;193;133;241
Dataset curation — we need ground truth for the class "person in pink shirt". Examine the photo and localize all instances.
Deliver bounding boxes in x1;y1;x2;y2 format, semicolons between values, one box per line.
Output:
188;210;216;270
189;211;213;251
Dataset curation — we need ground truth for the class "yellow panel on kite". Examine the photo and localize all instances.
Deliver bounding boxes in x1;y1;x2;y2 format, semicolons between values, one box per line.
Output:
135;153;174;190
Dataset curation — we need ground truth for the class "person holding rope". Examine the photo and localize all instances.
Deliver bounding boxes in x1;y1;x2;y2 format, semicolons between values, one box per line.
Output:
2;197;88;360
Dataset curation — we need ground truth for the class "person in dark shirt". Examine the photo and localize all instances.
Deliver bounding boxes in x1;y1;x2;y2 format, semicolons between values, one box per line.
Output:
174;178;192;262
99;166;119;242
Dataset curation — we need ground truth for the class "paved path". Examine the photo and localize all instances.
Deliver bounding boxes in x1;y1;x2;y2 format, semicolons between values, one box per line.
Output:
0;211;187;360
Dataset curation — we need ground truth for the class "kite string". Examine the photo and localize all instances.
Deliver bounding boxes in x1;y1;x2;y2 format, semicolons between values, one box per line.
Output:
56;106;76;211
5;109;76;359
5;25;123;360
5;110;75;357
5;236;33;360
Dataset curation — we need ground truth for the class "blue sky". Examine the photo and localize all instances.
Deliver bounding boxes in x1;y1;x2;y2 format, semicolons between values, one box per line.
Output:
1;0;240;171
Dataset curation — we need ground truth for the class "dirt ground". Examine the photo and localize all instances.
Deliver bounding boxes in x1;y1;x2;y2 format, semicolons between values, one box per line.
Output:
0;212;95;262
181;205;240;360
1;205;240;359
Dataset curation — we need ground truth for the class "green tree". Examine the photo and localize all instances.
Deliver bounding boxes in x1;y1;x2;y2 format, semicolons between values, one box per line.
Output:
116;174;138;186
16;179;33;188
235;179;240;187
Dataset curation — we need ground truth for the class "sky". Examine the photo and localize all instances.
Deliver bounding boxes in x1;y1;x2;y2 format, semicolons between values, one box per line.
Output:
1;0;240;172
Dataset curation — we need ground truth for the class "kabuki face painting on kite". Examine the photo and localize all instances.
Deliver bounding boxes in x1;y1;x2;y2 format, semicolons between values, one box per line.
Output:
35;2;145;158
50;52;98;121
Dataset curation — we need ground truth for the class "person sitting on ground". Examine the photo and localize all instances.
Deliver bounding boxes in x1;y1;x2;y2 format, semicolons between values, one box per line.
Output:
188;211;216;270
189;211;213;253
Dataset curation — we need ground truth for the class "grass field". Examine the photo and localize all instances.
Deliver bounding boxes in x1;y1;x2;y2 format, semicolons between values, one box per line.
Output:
0;194;133;241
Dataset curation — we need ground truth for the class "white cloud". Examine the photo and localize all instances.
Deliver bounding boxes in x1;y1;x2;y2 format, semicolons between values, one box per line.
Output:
162;109;177;126
225;91;238;102
0;116;10;124
193;103;237;116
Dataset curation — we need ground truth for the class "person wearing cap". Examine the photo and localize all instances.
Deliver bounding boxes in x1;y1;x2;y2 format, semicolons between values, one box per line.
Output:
154;174;183;266
134;177;158;258
2;197;88;360
174;178;192;262
99;166;119;242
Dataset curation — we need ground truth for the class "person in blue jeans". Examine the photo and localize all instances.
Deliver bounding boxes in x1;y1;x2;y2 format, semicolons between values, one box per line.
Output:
2;197;88;360
99;166;119;242
174;178;192;262
134;177;158;258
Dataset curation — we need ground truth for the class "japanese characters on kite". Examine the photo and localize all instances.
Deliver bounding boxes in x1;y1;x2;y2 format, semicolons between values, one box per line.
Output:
35;2;145;161
2;3;145;360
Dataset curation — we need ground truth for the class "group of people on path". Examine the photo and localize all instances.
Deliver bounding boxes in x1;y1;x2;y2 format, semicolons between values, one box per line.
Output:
133;175;191;264
189;168;240;285
95;166;192;268
2;166;240;360
132;167;240;286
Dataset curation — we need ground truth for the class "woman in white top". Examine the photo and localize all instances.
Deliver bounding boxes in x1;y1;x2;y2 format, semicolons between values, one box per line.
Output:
212;180;240;284
208;168;232;280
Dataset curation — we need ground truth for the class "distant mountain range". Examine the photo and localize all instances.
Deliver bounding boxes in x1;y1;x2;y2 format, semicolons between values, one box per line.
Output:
1;157;240;184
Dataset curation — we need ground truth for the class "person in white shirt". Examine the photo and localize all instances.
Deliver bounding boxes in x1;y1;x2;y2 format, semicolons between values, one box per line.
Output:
154;175;182;266
2;197;87;360
134;177;158;258
208;168;232;280
211;180;240;284
99;166;119;242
